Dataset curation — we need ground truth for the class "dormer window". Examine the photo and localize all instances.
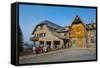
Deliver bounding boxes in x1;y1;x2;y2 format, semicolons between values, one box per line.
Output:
76;24;80;26
65;27;69;30
39;25;43;30
89;25;92;28
94;24;96;28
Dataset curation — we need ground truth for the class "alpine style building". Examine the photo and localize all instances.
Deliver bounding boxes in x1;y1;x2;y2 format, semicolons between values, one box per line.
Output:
31;16;96;49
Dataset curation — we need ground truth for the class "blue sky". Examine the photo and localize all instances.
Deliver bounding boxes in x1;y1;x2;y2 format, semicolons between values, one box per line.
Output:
19;4;96;43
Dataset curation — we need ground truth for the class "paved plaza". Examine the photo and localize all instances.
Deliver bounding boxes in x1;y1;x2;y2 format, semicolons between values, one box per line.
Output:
19;48;96;64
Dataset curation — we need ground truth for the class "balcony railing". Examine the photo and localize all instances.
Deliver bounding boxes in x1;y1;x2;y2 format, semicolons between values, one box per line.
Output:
30;37;38;41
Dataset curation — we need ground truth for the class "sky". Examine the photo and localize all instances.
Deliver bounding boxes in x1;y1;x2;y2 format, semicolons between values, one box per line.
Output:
19;4;96;44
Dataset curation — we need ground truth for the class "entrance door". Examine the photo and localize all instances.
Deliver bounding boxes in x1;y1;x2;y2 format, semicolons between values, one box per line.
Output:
54;41;60;48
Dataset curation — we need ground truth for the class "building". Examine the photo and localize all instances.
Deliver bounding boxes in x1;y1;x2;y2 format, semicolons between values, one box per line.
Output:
70;16;87;48
31;20;69;49
31;16;96;49
86;23;96;48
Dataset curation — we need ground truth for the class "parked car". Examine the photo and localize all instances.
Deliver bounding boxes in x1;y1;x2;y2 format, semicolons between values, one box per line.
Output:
35;47;43;54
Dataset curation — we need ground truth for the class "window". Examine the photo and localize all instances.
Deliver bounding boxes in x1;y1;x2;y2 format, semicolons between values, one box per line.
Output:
90;36;95;43
43;33;46;37
39;34;41;37
38;33;46;38
77;35;80;38
54;41;60;45
73;40;76;45
76;26;79;32
94;24;96;28
64;32;67;36
34;34;37;37
89;25;92;28
37;34;39;38
39;25;43;30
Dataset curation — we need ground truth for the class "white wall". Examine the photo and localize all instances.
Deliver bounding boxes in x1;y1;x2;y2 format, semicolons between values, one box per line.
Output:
0;0;99;68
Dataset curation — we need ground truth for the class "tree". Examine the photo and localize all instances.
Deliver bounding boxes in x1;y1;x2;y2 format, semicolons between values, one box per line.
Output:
18;23;24;52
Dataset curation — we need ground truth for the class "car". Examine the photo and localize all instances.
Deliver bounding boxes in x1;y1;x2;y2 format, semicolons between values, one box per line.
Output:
35;47;43;54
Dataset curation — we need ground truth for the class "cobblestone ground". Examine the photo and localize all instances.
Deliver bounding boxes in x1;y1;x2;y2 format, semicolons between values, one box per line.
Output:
19;48;96;64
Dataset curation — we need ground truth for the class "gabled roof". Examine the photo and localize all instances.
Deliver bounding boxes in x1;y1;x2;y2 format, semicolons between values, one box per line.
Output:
44;20;65;31
86;23;96;27
32;20;65;34
71;15;87;30
72;15;82;25
32;20;68;40
86;23;96;31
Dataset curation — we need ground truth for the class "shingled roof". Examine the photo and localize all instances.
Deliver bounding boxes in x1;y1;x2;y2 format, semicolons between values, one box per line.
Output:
86;23;96;31
32;20;68;40
32;20;65;34
71;15;87;29
72;15;83;24
43;20;65;31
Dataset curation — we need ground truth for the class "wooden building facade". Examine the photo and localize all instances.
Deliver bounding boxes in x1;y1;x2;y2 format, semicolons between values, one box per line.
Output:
31;16;96;49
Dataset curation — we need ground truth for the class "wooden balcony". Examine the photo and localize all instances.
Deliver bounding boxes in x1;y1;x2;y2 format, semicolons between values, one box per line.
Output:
30;37;38;41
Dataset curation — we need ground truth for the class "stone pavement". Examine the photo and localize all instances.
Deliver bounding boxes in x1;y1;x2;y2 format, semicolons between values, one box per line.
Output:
19;48;96;64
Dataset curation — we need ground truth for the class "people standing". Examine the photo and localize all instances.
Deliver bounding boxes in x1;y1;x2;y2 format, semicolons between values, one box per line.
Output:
43;46;47;52
32;46;36;54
